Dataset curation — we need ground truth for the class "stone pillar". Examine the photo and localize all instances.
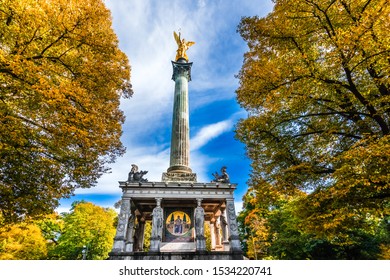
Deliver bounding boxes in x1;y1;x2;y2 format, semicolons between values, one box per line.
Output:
215;219;222;249
220;210;229;251
134;217;145;252
210;217;216;251
194;198;206;252
214;211;222;250
111;198;131;252
125;215;135;252
149;198;163;252
226;198;242;253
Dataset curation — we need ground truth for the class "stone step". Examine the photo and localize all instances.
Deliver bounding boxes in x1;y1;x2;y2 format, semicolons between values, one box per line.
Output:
160;242;196;252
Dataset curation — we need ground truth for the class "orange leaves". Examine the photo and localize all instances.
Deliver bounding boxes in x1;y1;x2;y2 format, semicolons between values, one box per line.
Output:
0;0;131;223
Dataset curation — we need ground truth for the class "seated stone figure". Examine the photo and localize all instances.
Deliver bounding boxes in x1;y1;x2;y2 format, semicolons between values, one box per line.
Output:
211;166;230;183
127;164;148;182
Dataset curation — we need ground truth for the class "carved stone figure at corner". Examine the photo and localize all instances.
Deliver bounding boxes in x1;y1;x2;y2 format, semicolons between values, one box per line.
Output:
211;166;230;183
127;164;148;182
151;207;163;240
195;207;205;236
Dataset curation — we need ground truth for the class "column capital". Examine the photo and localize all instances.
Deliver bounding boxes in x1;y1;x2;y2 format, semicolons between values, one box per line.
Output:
172;60;193;81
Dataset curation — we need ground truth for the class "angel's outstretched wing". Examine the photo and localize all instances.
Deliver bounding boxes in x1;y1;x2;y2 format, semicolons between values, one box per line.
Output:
173;31;181;45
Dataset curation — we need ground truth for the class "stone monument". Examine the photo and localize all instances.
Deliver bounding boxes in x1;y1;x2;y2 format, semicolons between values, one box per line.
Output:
109;32;242;260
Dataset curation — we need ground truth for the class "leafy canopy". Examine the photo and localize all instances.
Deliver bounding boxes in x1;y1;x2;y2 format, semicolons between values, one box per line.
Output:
236;0;389;257
0;0;132;223
49;201;117;260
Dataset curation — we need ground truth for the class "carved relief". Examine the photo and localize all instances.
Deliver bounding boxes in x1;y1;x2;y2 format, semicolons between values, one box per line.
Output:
116;199;130;234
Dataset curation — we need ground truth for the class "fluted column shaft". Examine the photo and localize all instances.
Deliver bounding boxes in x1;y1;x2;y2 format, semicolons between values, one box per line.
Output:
167;60;193;173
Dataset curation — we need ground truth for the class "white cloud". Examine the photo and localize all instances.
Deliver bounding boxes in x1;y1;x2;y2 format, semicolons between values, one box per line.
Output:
191;119;233;151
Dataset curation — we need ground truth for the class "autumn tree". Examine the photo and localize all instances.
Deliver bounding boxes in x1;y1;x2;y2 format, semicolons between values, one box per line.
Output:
236;0;389;257
0;0;132;223
49;201;116;260
239;189;387;259
0;220;48;260
35;213;64;253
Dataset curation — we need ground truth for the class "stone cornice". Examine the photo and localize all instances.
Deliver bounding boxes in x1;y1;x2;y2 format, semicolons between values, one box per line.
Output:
119;181;237;189
118;181;238;199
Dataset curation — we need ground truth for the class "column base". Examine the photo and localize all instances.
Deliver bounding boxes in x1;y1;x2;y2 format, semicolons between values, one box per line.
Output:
167;165;192;173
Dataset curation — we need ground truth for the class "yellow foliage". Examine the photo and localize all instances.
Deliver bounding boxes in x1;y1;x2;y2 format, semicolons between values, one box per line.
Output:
0;222;47;259
0;0;132;223
378;244;390;260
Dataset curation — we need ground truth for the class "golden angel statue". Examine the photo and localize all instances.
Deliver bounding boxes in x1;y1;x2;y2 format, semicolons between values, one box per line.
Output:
173;31;195;61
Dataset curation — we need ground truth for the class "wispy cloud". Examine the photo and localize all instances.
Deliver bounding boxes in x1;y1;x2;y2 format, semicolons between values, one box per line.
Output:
191;119;233;151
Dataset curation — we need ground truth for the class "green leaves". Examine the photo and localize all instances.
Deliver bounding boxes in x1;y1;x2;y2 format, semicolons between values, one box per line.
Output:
50;202;117;260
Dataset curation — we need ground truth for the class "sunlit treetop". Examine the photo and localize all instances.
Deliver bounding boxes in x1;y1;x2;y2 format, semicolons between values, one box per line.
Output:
0;0;132;223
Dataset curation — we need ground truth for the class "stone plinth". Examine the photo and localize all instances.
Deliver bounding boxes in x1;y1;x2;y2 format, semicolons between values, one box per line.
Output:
160;242;196;252
162;172;197;183
109;251;243;260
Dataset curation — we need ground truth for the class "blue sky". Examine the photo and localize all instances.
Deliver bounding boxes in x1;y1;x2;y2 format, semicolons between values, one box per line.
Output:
58;0;274;213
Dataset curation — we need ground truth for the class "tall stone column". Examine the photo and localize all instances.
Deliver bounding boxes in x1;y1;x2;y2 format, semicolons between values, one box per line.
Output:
162;58;196;182
226;198;242;253
149;198;163;252
111;198;131;252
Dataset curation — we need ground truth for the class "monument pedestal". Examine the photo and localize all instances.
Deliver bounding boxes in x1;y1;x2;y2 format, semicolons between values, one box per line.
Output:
109;181;243;260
